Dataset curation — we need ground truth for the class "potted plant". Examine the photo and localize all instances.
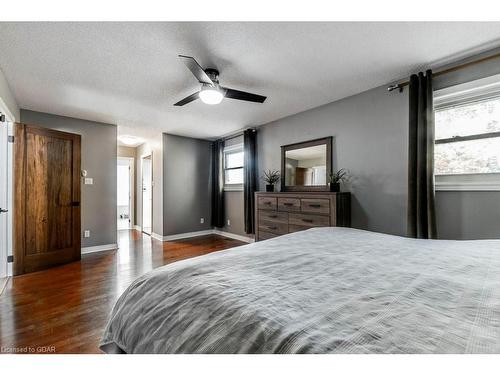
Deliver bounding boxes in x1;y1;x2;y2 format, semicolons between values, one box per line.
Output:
262;170;280;192
328;168;348;192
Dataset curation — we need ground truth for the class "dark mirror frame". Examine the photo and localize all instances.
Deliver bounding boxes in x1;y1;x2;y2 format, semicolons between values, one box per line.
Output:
280;136;332;192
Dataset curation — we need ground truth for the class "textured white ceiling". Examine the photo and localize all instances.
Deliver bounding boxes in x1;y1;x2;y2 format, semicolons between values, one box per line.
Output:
1;22;500;141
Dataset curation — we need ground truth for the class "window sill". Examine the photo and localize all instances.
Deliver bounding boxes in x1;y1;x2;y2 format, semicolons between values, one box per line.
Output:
224;185;244;192
435;173;500;191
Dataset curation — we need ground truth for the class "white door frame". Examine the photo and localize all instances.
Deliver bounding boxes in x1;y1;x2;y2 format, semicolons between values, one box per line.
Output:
0;103;14;278
117;157;135;230
141;153;153;235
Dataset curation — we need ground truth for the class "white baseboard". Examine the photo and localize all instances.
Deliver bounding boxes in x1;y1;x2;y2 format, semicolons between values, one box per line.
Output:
214;230;254;243
133;225;142;231
150;232;164;241
81;243;118;254
159;230;215;241
150;229;254;243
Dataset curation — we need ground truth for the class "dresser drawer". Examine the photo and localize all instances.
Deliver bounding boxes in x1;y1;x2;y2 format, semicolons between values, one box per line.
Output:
278;197;301;212
258;231;279;241
255;191;351;242
289;213;330;227
288;224;311;233
258;196;277;210
301;198;330;214
259;210;288;224
259;220;288;235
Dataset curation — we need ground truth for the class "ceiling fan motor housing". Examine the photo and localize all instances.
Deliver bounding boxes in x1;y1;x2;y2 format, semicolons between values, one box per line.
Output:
204;68;220;84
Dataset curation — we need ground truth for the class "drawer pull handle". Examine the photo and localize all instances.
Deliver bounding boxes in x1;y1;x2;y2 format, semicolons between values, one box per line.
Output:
302;219;314;223
309;204;321;208
264;201;271;205
268;226;278;230
269;215;277;218
283;202;294;206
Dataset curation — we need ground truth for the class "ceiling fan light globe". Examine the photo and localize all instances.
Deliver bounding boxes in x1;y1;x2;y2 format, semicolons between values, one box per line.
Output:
119;135;141;146
199;87;224;105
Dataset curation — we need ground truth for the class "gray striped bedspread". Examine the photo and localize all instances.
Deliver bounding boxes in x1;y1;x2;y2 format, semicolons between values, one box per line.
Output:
100;227;500;353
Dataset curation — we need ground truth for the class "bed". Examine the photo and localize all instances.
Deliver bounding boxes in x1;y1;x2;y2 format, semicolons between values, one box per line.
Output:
100;227;500;354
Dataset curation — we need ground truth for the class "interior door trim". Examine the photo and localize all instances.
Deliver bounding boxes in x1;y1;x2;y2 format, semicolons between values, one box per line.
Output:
117;156;135;230
141;153;153;236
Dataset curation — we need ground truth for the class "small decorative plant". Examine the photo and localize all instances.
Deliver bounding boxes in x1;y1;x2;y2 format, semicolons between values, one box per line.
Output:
262;170;280;192
328;168;348;192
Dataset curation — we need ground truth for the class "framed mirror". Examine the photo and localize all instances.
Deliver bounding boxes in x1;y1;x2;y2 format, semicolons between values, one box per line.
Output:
281;137;332;192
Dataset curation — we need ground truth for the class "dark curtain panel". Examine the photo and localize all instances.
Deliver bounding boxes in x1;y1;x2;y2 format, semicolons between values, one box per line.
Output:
243;129;257;234
407;70;437;239
211;139;225;228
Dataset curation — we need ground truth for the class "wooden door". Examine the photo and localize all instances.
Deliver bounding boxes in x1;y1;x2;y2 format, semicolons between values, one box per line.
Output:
14;123;81;275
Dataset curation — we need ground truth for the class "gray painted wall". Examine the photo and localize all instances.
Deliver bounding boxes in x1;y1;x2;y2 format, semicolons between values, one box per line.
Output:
436;191;500;240
20;109;117;248
257;86;409;236
222;191;245;236
162;134;212;236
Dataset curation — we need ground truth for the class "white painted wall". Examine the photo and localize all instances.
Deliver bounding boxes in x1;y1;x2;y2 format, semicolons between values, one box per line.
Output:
0;67;17;277
0;67;19;122
0;116;8;278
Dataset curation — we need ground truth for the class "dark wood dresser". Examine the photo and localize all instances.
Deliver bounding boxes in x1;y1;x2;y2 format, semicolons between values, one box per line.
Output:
255;192;351;241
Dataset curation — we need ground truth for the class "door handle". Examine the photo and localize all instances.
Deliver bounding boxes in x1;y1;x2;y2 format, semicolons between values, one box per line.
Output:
71;202;80;207
0;208;8;214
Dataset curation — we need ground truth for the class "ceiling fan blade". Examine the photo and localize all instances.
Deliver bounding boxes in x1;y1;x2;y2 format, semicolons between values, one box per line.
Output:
222;88;267;103
173;91;200;106
178;55;214;85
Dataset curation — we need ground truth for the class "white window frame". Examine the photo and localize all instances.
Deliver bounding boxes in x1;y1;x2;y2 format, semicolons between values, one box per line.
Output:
223;143;244;191
434;73;500;191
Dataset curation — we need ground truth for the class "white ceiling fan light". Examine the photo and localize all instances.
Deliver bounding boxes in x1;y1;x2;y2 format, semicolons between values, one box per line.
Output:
119;135;142;147
199;85;224;105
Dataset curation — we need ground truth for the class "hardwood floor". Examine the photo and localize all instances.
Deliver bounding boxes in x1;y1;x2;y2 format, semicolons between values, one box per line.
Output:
0;230;245;354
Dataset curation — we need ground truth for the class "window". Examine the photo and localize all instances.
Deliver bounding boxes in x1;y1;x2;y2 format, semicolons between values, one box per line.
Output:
434;74;500;191
223;143;244;190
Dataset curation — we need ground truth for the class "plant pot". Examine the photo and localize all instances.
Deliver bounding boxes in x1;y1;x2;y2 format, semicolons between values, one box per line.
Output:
329;182;340;192
265;184;275;192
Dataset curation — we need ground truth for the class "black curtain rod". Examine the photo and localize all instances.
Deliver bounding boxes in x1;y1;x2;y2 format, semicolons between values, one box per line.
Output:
223;133;244;142
219;128;256;142
388;50;500;92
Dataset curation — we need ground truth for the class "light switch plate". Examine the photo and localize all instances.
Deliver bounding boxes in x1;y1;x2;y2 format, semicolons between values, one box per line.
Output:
84;230;90;238
84;178;93;185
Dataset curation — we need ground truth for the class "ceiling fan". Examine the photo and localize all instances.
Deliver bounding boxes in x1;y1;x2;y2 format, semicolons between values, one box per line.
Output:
174;55;267;106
